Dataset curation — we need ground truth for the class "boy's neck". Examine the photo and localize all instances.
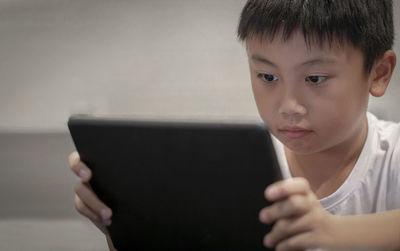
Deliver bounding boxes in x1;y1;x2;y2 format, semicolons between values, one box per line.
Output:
284;117;369;200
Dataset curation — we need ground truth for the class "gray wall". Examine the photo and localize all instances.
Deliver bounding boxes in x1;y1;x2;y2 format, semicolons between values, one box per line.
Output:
0;0;399;132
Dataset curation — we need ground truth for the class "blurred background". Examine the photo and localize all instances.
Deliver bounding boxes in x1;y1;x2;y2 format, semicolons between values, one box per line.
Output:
0;0;399;250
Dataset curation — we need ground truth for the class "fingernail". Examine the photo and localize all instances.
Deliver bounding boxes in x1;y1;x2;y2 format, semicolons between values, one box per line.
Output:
267;187;279;199
79;169;89;180
101;208;111;220
264;236;273;248
103;219;112;226
261;212;269;223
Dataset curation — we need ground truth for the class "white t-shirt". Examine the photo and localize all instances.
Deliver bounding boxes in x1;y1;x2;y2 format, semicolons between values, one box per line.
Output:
272;112;400;216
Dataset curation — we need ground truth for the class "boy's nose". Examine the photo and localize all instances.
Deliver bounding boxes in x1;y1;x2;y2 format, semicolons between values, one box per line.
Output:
278;92;307;120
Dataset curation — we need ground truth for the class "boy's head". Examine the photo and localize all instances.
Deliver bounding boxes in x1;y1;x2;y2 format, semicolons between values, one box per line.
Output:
237;0;397;154
237;0;394;74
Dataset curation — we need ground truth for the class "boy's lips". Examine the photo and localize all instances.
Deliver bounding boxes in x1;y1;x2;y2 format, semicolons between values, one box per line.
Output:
279;126;313;139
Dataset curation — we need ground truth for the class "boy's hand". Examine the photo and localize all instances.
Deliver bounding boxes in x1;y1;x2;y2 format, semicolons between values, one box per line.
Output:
68;151;113;235
259;177;336;250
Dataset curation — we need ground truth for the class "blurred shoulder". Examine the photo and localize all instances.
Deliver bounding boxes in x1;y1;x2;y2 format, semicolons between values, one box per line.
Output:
368;112;400;144
368;112;400;179
367;112;400;209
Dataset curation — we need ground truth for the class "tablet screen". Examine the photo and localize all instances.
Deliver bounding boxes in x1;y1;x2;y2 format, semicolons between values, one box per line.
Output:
68;115;282;251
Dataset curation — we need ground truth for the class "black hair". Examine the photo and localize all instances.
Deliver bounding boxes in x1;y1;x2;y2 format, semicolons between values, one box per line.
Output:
237;0;394;73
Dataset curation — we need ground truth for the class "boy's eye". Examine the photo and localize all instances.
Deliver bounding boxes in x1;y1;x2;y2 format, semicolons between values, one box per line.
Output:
305;76;327;84
257;73;278;83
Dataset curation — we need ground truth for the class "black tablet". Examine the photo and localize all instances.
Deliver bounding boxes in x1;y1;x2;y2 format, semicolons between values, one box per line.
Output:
68;115;282;251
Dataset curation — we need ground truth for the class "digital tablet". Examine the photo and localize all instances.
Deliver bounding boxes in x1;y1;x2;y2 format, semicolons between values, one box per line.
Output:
68;115;282;251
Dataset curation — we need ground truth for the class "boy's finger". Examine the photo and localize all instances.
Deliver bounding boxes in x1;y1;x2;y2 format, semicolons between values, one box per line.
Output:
259;194;309;224
74;194;101;222
265;177;311;201
68;152;92;182
263;219;292;248
263;215;312;248
68;151;80;167
74;195;111;234
92;220;110;235
74;182;112;221
274;231;314;251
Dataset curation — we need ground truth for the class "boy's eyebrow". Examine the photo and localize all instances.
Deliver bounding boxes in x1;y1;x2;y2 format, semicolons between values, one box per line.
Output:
250;55;277;67
300;58;336;67
250;54;337;67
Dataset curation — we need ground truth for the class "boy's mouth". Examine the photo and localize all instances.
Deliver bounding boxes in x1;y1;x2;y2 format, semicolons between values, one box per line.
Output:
279;126;313;139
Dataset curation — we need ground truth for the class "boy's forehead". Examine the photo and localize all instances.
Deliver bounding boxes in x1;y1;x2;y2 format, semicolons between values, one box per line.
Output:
246;30;357;64
247;30;339;53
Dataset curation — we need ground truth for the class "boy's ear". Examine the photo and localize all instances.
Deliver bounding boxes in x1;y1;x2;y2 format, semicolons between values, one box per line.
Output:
369;50;397;97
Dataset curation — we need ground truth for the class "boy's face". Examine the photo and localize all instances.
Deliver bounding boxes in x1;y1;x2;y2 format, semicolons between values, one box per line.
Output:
247;30;372;155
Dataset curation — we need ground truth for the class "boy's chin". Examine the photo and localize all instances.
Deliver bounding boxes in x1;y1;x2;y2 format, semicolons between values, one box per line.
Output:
279;137;322;155
285;145;318;155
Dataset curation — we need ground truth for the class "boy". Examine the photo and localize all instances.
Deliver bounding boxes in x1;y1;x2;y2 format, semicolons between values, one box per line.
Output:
69;0;400;250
